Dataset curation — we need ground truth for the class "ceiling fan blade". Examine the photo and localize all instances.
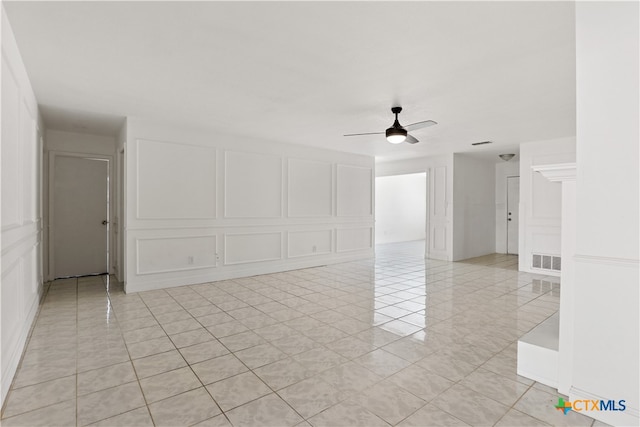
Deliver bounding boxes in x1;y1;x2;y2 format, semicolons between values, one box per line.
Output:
404;120;437;131
343;132;385;137
406;134;419;144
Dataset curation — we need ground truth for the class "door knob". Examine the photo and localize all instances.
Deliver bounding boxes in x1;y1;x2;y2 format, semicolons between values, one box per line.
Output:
102;220;108;225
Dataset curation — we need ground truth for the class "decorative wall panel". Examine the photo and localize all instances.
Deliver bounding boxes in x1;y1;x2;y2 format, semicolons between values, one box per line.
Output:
137;139;216;219
337;165;372;217
225;151;282;218
224;232;282;265
136;235;217;274
288;159;332;217
288;230;332;258
337;227;372;252
1;57;21;229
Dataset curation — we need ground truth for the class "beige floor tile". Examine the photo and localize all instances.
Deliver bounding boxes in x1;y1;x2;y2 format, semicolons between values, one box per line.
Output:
148;387;221;426
460;367;531;406
187;304;222;318
196;312;236;327
206;320;250;338
349;381;426;425
205;371;271;411
253;357;311;390
307;400;390;427
387;364;454;401
77;381;146;426
302;324;350;344
170;327;215;348
127;336;176;359
155;310;193;325
179;339;229;364
234;343;288;369
252;323;297;341
132;349;187;378
325;336;377;359
218;330;266;352
431;384;509;426
1;244;581;427
139;366;201;403
12;359;77;389
78;361;137;395
397;403;470;427
317;361;382;394
192;414;233;427
292;347;348;375
77;345;131;373
122;325;167;345
417;351;478;382
225;393;303;427
278;377;344;418
1;399;76;427
3;375;76;418
354;327;402;348
89;407;154;426
271;333;320;356
495;408;551;426
192;353;249;385
119;316;159;332
354;348;411;378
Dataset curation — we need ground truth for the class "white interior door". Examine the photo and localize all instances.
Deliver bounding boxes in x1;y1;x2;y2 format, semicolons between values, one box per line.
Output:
507;176;520;254
52;155;109;278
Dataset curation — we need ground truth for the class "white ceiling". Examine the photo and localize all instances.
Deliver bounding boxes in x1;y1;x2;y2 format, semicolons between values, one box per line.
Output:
4;1;576;163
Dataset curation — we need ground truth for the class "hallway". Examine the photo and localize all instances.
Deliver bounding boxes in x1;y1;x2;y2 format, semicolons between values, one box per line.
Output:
1;244;596;426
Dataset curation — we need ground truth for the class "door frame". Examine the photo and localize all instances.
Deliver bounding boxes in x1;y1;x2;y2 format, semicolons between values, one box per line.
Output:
373;171;429;257
506;175;520;255
47;150;114;280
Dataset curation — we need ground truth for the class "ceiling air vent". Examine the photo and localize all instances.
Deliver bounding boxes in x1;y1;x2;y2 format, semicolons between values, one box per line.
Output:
471;140;493;146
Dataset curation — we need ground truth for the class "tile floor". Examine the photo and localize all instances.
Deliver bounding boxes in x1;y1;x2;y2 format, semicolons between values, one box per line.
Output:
1;241;602;426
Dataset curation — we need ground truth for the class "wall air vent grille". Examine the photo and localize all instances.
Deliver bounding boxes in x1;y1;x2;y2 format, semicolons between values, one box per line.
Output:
532;253;561;272
532;254;542;268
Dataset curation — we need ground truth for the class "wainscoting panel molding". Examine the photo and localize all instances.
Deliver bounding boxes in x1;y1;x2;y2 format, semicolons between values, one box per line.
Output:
288;158;332;217
136;139;216;220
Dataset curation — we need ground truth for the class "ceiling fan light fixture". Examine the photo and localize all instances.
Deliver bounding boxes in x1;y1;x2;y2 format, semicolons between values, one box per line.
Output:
386;127;407;144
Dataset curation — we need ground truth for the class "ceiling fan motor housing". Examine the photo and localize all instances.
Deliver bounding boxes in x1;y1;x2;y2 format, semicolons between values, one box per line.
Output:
386;126;407;138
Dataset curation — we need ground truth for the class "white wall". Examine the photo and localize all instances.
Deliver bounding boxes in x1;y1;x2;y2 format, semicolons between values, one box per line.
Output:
1;8;43;406
376;154;453;261
124;118;374;293
452;154;496;261
495;159;520;253
518;137;576;275
43;130;117;280
571;3;639;425
375;173;426;245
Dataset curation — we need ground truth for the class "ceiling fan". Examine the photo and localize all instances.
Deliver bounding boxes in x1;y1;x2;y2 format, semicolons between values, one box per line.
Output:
344;106;437;144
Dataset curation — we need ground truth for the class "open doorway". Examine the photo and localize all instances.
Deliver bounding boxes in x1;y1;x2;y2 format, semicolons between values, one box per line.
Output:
375;172;427;254
49;154;110;278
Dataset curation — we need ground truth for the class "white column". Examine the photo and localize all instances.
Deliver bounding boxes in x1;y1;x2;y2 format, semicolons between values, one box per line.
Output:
572;2;639;425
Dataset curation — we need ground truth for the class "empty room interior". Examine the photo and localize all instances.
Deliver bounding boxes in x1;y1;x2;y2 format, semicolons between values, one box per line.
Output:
1;2;638;427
